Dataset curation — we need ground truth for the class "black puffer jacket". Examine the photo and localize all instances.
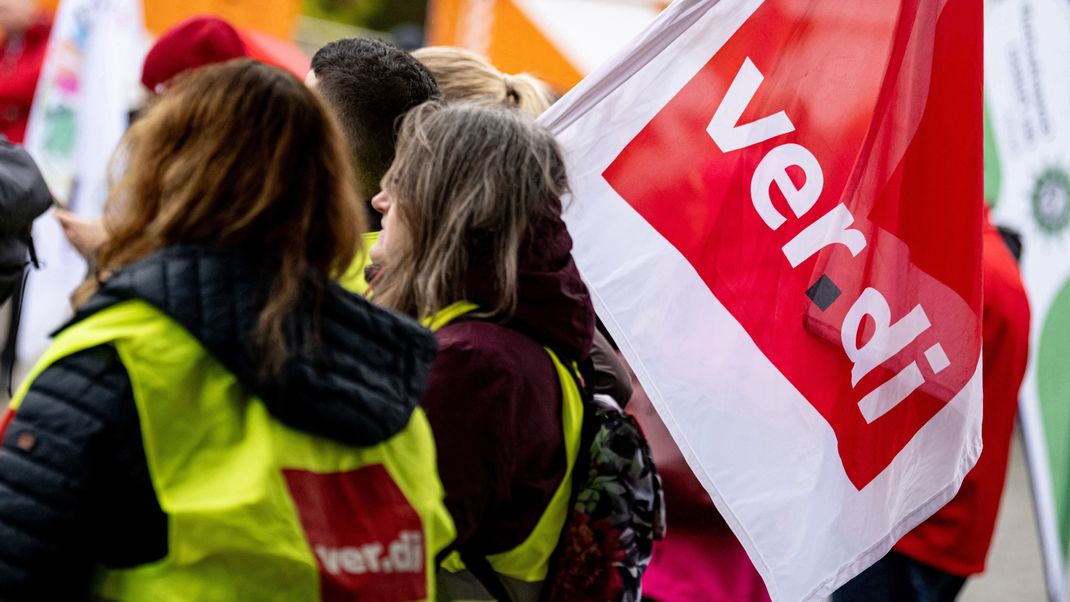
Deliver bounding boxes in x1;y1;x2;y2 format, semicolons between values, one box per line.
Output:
0;246;438;601
0;138;51;305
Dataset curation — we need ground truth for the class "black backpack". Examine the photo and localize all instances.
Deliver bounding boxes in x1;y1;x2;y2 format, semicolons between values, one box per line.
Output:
452;322;666;602
0;138;52;392
0;138;50;305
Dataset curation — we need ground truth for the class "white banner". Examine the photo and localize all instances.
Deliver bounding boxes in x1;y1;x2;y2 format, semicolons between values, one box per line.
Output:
19;0;146;366
986;1;1070;599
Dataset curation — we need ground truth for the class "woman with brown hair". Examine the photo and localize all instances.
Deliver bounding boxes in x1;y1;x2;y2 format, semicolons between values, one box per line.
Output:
370;103;595;601
0;59;453;600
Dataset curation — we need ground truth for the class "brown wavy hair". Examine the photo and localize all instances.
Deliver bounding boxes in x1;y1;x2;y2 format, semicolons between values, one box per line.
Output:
75;59;364;372
373;103;568;319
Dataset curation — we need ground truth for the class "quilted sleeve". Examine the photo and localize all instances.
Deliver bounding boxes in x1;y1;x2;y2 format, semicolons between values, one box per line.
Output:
0;345;166;600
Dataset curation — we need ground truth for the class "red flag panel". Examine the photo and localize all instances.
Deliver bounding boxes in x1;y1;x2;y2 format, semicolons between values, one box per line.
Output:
604;0;982;489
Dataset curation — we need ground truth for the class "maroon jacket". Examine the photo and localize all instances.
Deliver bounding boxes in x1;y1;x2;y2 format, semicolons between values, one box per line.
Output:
420;214;595;555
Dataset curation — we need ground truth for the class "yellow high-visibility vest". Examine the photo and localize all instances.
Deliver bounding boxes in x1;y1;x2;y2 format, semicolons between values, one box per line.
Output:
426;302;584;602
339;231;380;296
10;299;455;601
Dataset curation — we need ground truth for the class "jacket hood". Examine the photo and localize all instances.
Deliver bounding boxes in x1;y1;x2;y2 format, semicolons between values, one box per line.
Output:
70;246;438;447
466;213;595;360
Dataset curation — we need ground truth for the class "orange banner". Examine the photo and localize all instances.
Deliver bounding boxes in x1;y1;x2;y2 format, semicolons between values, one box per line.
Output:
426;0;583;93
40;0;300;37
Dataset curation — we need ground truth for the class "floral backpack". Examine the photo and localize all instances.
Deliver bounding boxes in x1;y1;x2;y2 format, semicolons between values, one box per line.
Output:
545;389;667;602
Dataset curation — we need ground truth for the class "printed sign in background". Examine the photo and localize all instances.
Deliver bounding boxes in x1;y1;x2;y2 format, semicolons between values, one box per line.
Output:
19;0;147;369
985;0;1070;599
38;0;301;37
426;0;667;92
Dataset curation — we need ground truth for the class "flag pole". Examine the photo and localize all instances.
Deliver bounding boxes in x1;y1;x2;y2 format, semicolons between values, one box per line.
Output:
1019;393;1068;602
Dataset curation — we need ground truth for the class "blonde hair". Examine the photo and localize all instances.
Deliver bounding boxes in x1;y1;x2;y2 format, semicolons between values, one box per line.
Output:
75;59;364;373
413;46;555;116
373;103;568;319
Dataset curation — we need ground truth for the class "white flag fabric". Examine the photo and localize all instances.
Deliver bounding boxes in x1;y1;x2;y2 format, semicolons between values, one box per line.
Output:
540;0;984;599
18;0;146;366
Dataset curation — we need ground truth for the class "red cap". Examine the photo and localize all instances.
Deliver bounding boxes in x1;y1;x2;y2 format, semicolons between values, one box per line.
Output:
141;16;249;93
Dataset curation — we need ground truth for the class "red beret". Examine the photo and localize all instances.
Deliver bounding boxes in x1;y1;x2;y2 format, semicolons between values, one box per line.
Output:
141;16;249;93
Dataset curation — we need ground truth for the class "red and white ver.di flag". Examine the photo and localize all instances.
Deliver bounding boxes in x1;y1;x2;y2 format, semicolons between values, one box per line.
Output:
540;0;983;599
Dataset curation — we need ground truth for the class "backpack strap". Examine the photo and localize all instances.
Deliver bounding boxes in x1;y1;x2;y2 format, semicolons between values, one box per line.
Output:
541;370;593;599
2;266;29;396
459;549;512;602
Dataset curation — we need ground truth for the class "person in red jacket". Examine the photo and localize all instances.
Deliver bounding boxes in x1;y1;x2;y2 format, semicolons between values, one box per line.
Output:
835;206;1032;601
0;0;50;143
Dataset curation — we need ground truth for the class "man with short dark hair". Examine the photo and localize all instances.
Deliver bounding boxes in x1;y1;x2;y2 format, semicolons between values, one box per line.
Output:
307;38;439;229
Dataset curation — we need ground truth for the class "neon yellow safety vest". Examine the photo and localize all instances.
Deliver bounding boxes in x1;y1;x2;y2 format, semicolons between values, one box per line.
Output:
339;231;380;295
426;302;584;602
9;300;455;601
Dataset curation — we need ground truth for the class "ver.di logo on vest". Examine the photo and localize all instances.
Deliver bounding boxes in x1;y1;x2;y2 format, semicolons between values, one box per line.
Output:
284;465;427;601
315;530;424;577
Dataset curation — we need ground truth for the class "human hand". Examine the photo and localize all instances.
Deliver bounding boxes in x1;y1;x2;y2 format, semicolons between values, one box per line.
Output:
54;210;107;260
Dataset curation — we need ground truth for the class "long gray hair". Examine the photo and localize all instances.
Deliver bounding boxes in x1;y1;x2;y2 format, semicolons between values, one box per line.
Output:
373;103;569;319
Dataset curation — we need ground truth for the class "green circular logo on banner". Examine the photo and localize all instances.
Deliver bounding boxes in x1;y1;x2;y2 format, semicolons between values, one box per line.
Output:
1031;167;1070;237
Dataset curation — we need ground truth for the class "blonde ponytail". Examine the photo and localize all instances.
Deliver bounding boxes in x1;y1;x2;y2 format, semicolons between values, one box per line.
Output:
413;46;555;117
501;72;554;115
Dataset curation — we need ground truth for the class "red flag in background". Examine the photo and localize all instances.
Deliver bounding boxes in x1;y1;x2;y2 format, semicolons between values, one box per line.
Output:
542;0;982;599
